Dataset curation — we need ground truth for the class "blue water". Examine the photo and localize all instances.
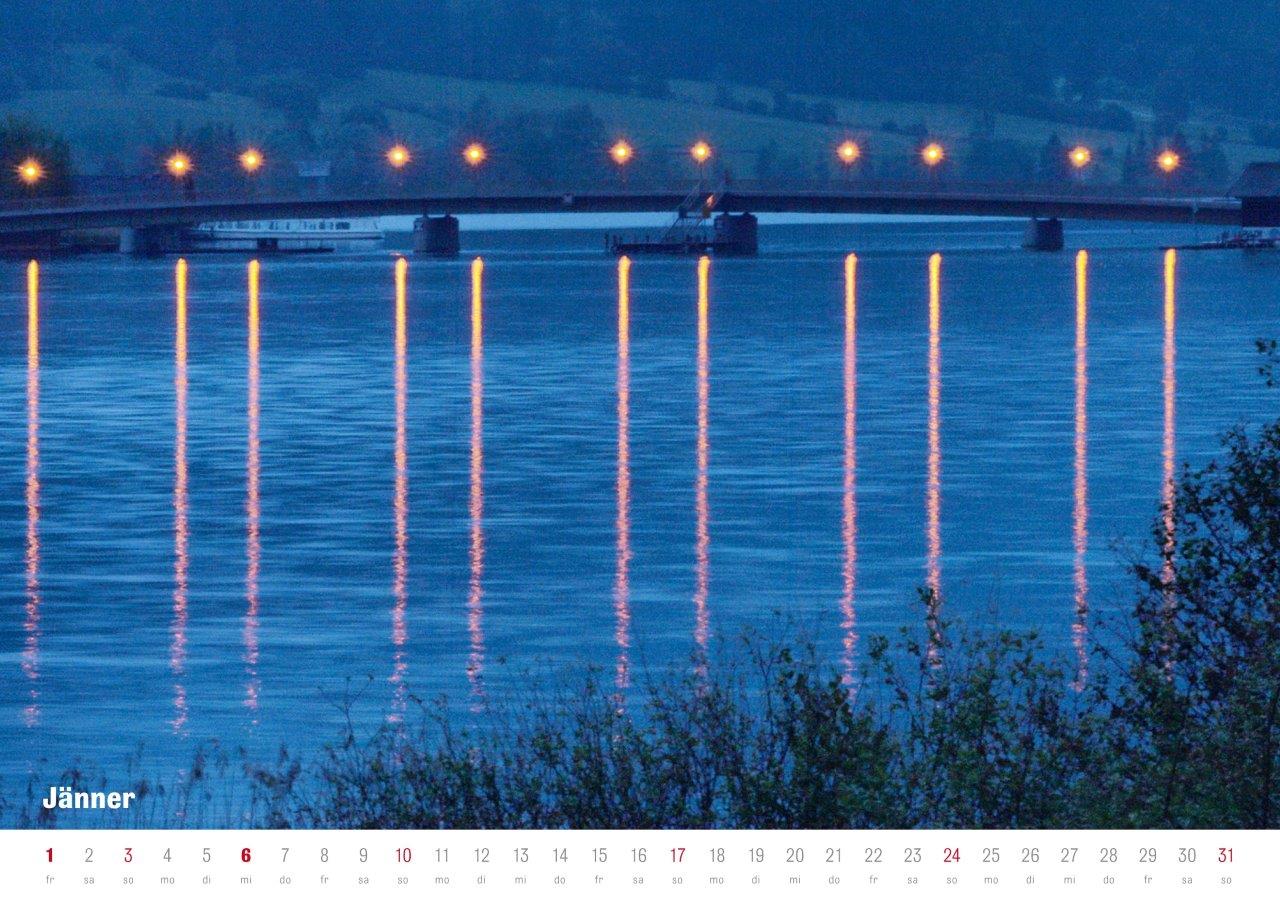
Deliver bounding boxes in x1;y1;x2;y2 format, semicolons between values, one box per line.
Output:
2;219;1277;814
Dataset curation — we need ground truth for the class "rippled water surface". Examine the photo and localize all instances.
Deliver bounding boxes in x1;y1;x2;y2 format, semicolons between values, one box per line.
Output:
2;220;1277;795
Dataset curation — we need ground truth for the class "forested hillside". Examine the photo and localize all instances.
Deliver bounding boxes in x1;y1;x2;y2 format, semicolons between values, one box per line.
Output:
0;1;1275;117
0;1;1277;192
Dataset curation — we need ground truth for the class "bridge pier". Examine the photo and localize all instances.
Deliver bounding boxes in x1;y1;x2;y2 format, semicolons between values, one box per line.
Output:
712;212;759;255
1023;217;1065;252
413;215;460;257
119;225;187;257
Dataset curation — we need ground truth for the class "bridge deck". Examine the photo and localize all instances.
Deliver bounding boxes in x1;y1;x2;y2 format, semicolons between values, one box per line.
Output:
0;188;1241;234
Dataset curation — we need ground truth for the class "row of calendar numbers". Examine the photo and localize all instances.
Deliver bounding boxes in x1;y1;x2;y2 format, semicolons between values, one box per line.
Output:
45;844;1238;866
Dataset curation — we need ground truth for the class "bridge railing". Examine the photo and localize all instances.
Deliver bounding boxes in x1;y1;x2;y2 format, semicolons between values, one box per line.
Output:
0;176;1235;217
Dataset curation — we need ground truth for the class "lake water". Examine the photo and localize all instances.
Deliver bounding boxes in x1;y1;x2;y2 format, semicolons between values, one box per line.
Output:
2;219;1277;812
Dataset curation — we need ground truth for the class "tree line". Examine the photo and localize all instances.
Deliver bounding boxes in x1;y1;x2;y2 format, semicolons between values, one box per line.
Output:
1;1;1278;120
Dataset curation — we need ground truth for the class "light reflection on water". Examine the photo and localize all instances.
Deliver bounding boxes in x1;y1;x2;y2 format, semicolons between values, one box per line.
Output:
925;252;942;656
614;255;632;691
840;253;858;686
1072;250;1089;688
244;259;261;716
22;260;40;729
467;256;487;708
694;255;711;668
171;259;189;732
3;225;1274;788
390;256;409;720
1162;249;1178;609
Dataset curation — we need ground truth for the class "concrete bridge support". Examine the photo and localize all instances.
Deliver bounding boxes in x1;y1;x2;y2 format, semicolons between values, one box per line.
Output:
712;212;759;255
413;215;460;257
1023;217;1065;252
119;225;186;256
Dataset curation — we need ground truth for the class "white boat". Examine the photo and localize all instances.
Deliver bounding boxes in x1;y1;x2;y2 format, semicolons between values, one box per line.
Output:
186;218;384;252
1181;228;1280;251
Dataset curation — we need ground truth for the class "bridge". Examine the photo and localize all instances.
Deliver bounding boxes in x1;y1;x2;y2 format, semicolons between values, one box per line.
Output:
0;182;1244;256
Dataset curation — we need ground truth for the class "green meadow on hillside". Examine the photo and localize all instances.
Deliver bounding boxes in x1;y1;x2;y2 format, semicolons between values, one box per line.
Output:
3;43;1274;187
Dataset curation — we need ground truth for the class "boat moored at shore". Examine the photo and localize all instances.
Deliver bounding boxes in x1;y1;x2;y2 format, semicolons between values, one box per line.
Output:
185;218;384;253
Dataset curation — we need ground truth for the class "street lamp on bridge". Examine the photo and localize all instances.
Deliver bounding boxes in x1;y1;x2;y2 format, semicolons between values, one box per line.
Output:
690;141;713;189
16;157;43;186
610;140;634;188
165;151;195;198
463;143;488;167
610;140;634;166
1157;149;1181;174
1069;145;1092;169
239;147;264;174
386;144;411;169
837;140;862;166
921;142;945;168
165;152;192;179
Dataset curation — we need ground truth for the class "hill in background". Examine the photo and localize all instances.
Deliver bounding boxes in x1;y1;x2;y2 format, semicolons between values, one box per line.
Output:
1;3;1278;191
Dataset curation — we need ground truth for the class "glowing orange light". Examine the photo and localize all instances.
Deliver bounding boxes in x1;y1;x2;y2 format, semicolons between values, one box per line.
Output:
690;141;712;164
166;152;192;178
386;144;411;168
837;140;861;165
921;143;945;167
1069;145;1092;169
238;147;264;173
17;158;43;185
464;142;487;167
1157;149;1180;173
610;140;634;165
